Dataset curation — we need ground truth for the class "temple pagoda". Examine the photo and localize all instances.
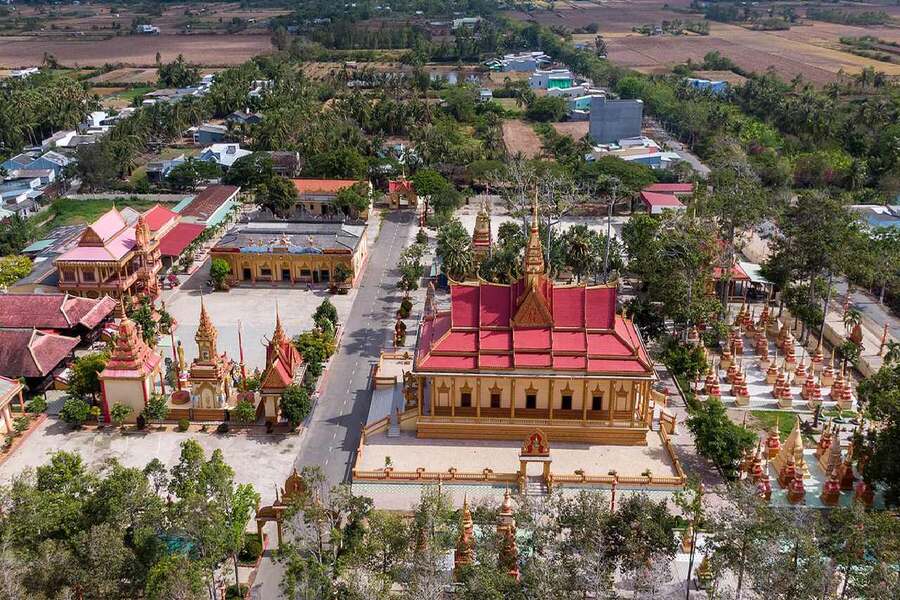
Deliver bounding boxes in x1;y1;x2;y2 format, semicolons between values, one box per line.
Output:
472;200;492;263
189;298;233;408
259;309;306;422
99;317;162;422
412;202;654;445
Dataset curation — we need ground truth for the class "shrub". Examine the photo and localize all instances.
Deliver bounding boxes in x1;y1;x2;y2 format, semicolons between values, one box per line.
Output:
136;414;146;429
686;397;756;479
12;416;30;436
210;258;231;291
399;297;413;318
238;533;263;564
280;384;311;428
60;397;91;428
233;399;257;424
217;422;230;434
177;418;190;432
415;229;428;245
26;396;47;413
313;298;339;328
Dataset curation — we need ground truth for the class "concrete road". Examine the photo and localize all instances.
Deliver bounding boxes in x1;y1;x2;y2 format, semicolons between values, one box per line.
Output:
250;210;414;599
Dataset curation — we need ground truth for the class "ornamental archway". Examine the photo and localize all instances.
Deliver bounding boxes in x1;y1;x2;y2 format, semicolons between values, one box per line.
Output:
518;429;551;481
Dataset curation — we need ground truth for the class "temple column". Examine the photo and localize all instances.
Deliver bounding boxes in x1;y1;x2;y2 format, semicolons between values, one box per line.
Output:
417;376;423;417
582;379;588;422
608;381;614;426
450;378;456;417
548;379;554;420
629;382;635;428
476;377;481;419
429;379;435;417
510;379;515;419
1;405;12;433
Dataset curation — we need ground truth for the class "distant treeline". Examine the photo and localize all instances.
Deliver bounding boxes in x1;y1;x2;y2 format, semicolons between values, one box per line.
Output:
806;6;892;26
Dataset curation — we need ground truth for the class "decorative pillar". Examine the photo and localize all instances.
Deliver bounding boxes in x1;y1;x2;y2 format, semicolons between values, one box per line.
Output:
607;381;614;426
417;376;424;417
582;379;588;422
450;377;456;417
629;382;635;428
548;379;554;420
510;379;515;419
2;405;12;432
476;377;481;419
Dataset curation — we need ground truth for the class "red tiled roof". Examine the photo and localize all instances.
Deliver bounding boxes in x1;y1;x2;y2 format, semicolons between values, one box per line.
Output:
292;179;363;194
142;204;179;232
100;318;161;379
158;222;206;257
643;183;694;194
640;190;685;208
713;263;750;281
0;294;116;330
0;329;78;378
389;179;415;194
415;277;652;375
180;185;239;220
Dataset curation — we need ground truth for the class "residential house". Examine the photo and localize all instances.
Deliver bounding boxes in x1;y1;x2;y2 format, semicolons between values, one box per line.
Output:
268;151;302;178
193;124;229;146
479;89;493;102
0;153;35;172
529;69;574;90
10;67;39;78
227;110;263;126
685;78;729;94
136;24;160;34
26;151;71;177
146;154;187;184
586;136;681;170
248;80;273;100
198;144;252;170
486;51;551;72
588;97;643;144
292;178;371;218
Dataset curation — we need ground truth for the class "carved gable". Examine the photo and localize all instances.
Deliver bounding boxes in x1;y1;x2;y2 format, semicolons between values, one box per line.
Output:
512;283;553;328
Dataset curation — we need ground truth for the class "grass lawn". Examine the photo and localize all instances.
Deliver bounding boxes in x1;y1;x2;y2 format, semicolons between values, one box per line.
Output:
750;410;798;440
42;198;159;231
115;85;154;102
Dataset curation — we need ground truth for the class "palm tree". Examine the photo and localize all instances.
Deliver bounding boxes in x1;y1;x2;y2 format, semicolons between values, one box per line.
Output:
843;307;862;336
884;340;900;366
441;236;474;282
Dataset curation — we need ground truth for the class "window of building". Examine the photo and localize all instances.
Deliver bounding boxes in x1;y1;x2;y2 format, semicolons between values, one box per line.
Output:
460;392;472;407
260;267;272;278
61;269;76;282
320;269;330;283
81;270;95;282
490;392;501;408
526;393;537;410
300;269;311;278
242;268;252;280
561;394;573;411
592;394;603;411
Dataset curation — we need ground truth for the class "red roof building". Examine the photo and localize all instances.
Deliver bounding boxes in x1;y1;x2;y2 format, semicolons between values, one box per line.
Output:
179;185;240;225
259;311;306;422
0;293;116;334
158;222;206;258
0;329;79;383
99;318;162;422
292;179;371;218
411;205;654;445
642;183;694;194
639;190;686;215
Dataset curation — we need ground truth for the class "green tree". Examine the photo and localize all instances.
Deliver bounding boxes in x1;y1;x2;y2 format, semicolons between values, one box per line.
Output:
0;255;32;287
60;397;91;428
525;96;568;122
857;362;900;505
110;403;133;429
158;54;200;88
223;152;275;189
165;158;222;191
233;399;257;424
210;258;231;291
436;218;473;281
305;147;368;180
686;397;756;479
145;555;207;600
143;393;170;428
67;352;108;402
128;298;159;346
411;169;450;197
333;182;370;217
313;298;339;329
0;215;37;256
257;175;298;217
280;384;311;427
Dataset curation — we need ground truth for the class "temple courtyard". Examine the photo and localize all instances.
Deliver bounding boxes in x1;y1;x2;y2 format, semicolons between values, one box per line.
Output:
162;277;356;371
0;416;299;505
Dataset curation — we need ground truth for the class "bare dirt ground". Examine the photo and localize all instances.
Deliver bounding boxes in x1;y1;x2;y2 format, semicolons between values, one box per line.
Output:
502;119;544;158
504;0;695;33
88;67;160;84
0;34;273;67
552;121;590;140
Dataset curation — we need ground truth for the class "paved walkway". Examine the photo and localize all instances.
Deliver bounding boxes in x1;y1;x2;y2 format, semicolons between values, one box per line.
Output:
250;210;415;599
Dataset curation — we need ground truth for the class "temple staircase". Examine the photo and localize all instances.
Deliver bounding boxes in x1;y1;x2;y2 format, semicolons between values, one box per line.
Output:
524;476;548;497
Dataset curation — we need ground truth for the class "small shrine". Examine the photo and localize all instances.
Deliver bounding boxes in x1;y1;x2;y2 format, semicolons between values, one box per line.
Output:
259;309;306;422
471;199;492;262
189;298;234;409
99;317;162;422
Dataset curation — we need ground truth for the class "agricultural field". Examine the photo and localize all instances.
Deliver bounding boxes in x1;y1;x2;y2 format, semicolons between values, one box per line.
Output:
502;119;543;159
0;33;273;68
88;67;162;84
507;1;900;84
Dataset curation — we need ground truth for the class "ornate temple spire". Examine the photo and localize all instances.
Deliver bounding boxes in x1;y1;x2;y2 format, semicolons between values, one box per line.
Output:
195;296;219;361
500;522;520;581
454;495;475;576
104;317;160;375
423;281;436;321
272;300;287;346
523;195;545;288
